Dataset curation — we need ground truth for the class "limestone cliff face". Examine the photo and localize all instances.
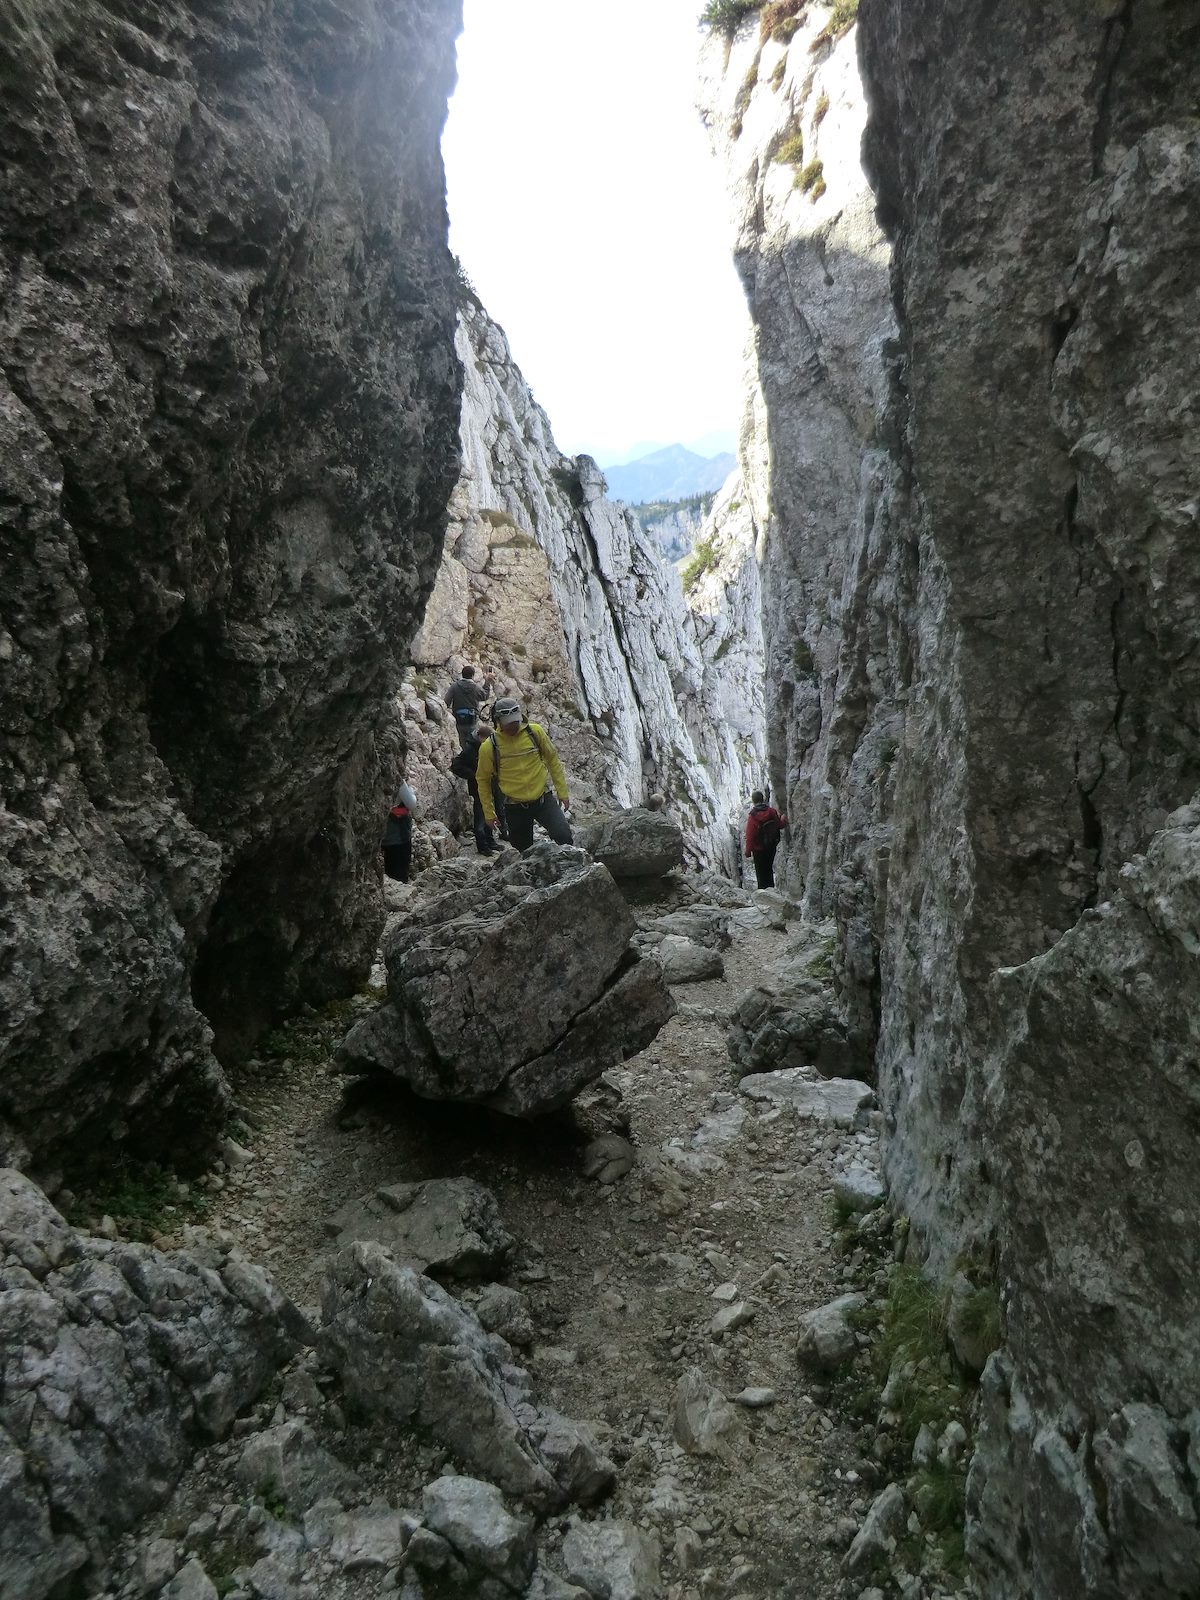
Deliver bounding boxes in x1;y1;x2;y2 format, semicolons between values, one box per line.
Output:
0;0;464;1177
698;10;899;1042
406;301;764;874
858;4;1200;1592
706;1;1200;1593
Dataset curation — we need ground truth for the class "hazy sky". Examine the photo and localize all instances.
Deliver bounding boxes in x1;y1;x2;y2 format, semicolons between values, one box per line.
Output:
441;0;749;465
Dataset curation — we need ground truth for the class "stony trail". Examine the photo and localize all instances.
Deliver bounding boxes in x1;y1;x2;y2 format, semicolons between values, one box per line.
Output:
117;857;895;1600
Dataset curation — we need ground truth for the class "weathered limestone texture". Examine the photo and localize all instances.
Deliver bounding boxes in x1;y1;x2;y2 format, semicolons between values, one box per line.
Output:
336;844;674;1115
851;2;1200;1593
698;8;902;1036
708;1;1200;1590
405;301;764;874
0;1169;306;1600
0;0;464;1174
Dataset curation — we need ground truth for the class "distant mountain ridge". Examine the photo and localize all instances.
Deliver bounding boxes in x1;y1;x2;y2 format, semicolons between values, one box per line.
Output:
601;443;736;505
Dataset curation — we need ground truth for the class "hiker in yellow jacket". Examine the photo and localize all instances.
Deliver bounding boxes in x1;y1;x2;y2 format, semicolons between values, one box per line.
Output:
476;697;573;853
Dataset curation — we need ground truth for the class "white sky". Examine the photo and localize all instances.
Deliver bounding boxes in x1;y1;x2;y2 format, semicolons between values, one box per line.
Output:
441;0;750;465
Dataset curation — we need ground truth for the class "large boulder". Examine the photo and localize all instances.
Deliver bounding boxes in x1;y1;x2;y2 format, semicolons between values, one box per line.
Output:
319;1243;615;1512
335;846;674;1115
324;1178;514;1282
726;936;858;1080
581;809;684;880
0;1170;307;1600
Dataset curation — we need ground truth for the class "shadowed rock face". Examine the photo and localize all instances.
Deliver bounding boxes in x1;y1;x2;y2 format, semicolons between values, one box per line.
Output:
854;3;1200;1594
707;1;1200;1590
0;0;464;1174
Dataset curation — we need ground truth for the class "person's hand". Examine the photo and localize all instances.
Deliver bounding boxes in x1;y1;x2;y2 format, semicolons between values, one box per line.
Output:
560;798;571;816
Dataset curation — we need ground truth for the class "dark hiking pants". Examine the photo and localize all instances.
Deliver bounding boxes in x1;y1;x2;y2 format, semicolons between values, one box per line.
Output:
752;846;777;889
384;820;412;882
504;792;573;852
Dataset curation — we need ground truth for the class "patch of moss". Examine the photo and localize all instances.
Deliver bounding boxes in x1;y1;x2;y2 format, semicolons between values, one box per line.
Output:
810;175;827;201
797;157;824;192
792;637;814;674
813;88;830;124
955;1283;1002;1361
769;56;787;89
760;0;806;41
66;1158;210;1242
811;0;858;48
257;992;363;1069
774;130;805;165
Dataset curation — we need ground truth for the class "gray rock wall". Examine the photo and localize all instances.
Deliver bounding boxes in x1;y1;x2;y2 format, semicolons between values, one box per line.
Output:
857;3;1200;1591
0;0;464;1176
707;1;1200;1592
698;9;902;1043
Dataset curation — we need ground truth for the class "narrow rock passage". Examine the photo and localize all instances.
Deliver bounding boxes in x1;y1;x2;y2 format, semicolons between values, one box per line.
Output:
142;858;892;1600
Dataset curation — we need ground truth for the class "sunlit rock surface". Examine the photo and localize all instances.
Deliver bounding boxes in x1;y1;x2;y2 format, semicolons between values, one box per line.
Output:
408;300;764;873
698;9;899;1041
0;0;464;1172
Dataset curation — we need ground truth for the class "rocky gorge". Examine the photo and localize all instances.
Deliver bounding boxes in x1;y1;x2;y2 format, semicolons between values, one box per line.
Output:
699;1;1200;1595
1;2;1198;1599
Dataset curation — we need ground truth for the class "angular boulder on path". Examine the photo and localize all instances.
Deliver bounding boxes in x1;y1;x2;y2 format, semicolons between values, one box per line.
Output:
562;1520;662;1600
324;1178;514;1281
739;1068;876;1129
654;934;724;985
335;846;674;1116
727;932;858;1079
578;807;684;879
319;1243;615;1512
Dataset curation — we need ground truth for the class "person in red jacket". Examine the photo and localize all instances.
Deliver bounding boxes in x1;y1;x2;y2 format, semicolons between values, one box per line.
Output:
745;789;786;889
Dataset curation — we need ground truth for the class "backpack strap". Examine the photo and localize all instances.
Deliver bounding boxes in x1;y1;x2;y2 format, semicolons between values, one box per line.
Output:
489;723;545;770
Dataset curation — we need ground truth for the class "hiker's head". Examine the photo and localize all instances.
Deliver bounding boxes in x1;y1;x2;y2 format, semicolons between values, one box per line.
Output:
461;665;476;679
494;697;521;730
751;789;765;804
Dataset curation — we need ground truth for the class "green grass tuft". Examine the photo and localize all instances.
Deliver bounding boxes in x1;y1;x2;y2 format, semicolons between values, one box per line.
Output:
700;0;761;32
67;1158;210;1242
878;1263;945;1370
680;535;719;592
956;1283;1002;1359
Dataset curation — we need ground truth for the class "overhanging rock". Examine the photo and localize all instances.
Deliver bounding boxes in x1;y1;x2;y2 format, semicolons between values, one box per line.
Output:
335;846;674;1115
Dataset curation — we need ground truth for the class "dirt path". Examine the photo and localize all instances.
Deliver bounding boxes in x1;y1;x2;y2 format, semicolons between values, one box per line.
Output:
154;859;884;1600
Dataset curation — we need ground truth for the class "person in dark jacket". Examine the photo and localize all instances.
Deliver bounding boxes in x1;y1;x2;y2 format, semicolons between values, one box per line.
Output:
383;780;416;882
450;730;507;855
744;789;785;889
444;664;495;749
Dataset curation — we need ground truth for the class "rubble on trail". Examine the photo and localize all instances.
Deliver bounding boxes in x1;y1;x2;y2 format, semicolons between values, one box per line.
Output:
28;851;977;1600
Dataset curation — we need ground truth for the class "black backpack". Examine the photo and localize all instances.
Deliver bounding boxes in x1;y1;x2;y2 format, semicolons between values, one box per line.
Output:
449;746;478;780
753;805;781;849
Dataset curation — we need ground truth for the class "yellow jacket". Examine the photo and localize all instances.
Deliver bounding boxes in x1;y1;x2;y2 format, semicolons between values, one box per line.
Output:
476;722;567;824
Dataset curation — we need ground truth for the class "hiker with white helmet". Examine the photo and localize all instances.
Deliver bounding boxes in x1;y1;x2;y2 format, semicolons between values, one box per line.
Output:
475;698;572;852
